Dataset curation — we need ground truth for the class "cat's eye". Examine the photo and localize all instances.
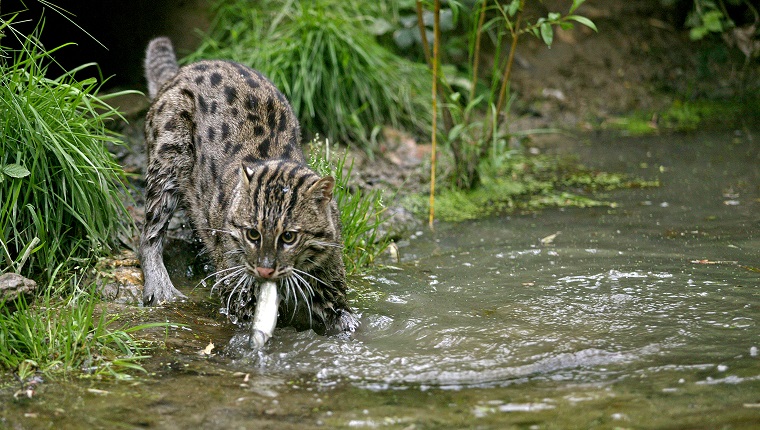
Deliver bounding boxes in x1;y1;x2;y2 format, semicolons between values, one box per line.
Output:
280;231;297;244
246;228;261;242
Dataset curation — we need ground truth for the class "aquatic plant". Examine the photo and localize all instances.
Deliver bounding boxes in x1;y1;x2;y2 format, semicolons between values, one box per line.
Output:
604;98;759;135
0;18;134;281
188;0;432;147
308;139;391;275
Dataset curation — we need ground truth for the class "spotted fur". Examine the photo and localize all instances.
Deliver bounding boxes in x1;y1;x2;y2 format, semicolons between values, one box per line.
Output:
139;37;357;334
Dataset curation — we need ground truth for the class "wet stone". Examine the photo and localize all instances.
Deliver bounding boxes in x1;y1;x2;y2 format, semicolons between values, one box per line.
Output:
0;273;37;309
94;250;144;305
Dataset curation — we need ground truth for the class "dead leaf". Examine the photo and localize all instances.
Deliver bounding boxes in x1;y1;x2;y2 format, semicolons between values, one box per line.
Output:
200;341;215;356
540;232;560;246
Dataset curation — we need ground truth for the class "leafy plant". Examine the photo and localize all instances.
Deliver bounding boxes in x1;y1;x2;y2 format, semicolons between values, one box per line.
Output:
417;0;597;224
0;19;134;280
308;139;391;275
663;0;759;61
188;0;433;147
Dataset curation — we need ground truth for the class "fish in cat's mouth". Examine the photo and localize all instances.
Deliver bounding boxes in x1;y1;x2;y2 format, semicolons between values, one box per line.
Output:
250;281;279;348
238;264;319;348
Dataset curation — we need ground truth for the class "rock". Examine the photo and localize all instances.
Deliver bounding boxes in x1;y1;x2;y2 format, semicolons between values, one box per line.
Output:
94;250;144;305
0;273;37;309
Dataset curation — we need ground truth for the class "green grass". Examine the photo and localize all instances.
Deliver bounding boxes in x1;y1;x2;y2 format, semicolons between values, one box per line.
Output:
308;139;391;274
0;281;161;380
187;0;432;147
0;17;161;382
0;21;134;281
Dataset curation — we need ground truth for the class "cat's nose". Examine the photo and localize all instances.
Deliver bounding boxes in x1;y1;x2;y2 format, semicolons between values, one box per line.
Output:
256;267;275;278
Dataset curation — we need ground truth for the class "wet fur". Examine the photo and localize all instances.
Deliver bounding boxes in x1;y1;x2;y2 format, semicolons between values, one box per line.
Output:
139;37;357;333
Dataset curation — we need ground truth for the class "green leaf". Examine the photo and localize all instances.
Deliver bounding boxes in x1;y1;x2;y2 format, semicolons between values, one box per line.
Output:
2;164;31;179
548;12;561;22
508;0;520;17
689;26;709;40
702;10;724;32
570;0;586;14
540;22;554;46
566;15;597;32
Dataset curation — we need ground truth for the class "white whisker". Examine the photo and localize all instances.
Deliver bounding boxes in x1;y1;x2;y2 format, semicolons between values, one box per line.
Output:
285;277;299;321
292;267;329;289
200;265;242;289
312;241;343;249
210;266;245;294
196;227;235;235
289;272;314;327
226;275;246;318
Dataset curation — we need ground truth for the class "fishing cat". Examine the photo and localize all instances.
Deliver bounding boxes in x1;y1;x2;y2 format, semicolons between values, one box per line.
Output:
139;37;358;335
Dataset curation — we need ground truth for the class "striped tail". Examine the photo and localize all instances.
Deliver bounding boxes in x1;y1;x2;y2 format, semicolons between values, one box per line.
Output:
144;37;179;100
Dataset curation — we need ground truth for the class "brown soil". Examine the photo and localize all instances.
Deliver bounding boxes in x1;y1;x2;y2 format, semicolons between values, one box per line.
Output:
507;0;755;132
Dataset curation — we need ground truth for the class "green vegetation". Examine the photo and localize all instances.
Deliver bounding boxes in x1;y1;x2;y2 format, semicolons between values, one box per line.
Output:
405;150;658;222
0;16;156;383
0;21;134;282
189;0;432;147
661;0;758;67
0;283;158;381
416;0;599;225
431;0;597;189
308;139;390;275
673;0;758;45
605;98;760;135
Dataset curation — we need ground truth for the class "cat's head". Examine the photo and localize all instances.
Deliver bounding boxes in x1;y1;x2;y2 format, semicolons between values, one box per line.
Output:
224;159;342;281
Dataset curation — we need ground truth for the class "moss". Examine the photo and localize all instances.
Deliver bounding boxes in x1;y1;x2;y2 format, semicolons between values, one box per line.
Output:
406;153;657;223
606;97;760;135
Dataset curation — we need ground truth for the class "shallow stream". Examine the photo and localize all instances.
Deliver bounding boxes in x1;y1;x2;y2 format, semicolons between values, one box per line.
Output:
3;131;759;428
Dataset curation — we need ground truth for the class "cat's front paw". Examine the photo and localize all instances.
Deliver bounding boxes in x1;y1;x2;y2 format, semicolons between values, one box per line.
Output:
142;270;186;306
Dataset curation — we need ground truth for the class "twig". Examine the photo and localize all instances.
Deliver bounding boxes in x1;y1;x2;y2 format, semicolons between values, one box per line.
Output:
468;0;488;110
484;0;523;149
429;0;441;229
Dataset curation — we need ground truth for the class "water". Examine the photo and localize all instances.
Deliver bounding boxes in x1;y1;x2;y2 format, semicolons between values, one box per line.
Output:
2;131;759;428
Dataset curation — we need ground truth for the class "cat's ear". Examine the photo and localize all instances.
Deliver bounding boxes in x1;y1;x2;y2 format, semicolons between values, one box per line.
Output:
240;163;256;189
307;176;335;204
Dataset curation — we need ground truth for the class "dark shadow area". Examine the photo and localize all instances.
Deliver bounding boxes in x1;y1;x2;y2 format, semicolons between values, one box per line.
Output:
2;0;209;89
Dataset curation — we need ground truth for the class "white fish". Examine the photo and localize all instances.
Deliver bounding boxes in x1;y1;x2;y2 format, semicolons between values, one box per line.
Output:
250;281;280;348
